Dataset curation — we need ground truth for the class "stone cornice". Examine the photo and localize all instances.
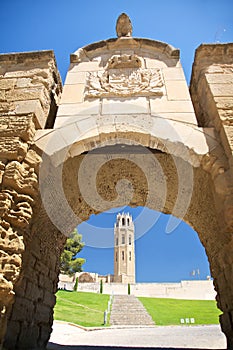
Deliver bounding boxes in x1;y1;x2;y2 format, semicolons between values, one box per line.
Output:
0;50;56;63
70;37;179;63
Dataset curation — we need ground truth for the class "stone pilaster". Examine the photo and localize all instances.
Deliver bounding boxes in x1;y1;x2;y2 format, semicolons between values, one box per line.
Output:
190;43;233;349
0;50;62;348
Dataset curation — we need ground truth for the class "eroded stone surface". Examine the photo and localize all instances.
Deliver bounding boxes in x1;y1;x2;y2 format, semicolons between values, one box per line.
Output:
0;24;233;350
190;43;233;348
0;50;62;349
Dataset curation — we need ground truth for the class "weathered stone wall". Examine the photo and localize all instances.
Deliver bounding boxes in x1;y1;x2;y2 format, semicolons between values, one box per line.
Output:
0;38;233;349
0;51;62;348
190;43;233;349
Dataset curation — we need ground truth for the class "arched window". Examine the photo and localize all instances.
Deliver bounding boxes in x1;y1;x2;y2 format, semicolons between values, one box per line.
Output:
122;251;124;261
122;217;125;226
129;235;131;245
127;218;130;225
129;251;131;261
116;252;118;262
122;235;125;244
116;238;118;246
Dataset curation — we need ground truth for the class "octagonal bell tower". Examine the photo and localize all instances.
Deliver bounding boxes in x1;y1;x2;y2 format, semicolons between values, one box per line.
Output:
114;213;135;283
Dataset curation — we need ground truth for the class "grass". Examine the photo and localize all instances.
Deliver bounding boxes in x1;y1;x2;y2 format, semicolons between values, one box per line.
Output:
54;290;110;327
54;291;221;327
139;297;221;325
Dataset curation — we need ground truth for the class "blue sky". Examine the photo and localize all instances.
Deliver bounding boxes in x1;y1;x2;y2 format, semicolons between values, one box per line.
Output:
1;0;233;83
1;1;233;282
78;207;211;282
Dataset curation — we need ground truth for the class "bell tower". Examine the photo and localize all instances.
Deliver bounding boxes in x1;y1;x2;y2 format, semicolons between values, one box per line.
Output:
114;213;135;283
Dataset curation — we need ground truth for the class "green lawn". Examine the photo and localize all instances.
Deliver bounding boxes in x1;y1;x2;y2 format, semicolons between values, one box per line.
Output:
54;291;221;327
54;290;110;327
139;297;221;325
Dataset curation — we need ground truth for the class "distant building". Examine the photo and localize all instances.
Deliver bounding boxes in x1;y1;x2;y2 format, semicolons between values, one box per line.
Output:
113;213;135;283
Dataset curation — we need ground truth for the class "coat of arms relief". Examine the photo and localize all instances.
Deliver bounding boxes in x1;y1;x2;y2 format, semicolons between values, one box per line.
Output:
84;54;164;98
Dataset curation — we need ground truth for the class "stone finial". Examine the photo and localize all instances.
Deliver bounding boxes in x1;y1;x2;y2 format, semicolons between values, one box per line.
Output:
116;13;132;38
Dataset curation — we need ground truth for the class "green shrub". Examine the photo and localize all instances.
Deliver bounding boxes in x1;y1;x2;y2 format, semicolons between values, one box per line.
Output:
100;279;103;294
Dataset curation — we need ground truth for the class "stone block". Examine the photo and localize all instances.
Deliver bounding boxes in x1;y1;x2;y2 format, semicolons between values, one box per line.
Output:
43;290;56;307
26;281;43;302
14;99;46;128
0;89;5;101
209;83;233;97
102;97;149;114
3;161;38;197
64;71;87;85
3;65;50;79
145;58;167;69
34;129;69;159
3;320;20;349
35;303;51;323
5;86;49;104
0;102;14;113
34;260;49;276
151;112;197;124
97;115;116;134
0;114;35;141
16;77;32;88
17;324;39;349
69;61;102;73
38;325;52;348
69;141;87;158
11;296;34;322
166;80;191;100
58;122;80;144
56;99;100;118
219;125;233;159
206;73;233;85
162;67;186;81
0;137;28;161
24;149;42;174
0;226;24;254
214;97;233;111
150;98;195;113
0;78;16;90
60;83;85;104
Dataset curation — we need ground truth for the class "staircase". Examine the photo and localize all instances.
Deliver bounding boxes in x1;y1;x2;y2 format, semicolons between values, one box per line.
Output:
110;295;155;326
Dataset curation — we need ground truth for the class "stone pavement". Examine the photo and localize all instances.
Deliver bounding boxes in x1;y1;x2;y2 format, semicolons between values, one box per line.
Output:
47;321;227;349
110;295;154;325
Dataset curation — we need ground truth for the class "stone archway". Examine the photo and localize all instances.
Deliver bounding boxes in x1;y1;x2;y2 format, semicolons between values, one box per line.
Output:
0;14;233;349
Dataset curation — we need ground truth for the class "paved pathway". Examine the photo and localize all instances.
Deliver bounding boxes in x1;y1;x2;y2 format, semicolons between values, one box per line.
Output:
48;321;227;349
110;295;154;325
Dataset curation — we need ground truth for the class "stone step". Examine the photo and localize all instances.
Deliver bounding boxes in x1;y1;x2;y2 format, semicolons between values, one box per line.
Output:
110;295;154;326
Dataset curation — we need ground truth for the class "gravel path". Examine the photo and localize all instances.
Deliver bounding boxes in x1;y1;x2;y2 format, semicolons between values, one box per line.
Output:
48;321;226;349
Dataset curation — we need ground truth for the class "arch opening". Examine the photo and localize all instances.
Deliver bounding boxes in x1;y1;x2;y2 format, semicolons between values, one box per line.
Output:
4;143;230;348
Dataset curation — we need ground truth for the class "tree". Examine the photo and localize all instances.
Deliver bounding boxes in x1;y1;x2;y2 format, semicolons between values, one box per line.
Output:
128;283;131;295
100;279;103;294
60;228;85;276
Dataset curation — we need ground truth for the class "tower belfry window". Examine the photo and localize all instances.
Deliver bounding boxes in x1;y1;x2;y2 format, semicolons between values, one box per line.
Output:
122;218;125;226
129;235;131;245
122;235;125;244
122;251;124;261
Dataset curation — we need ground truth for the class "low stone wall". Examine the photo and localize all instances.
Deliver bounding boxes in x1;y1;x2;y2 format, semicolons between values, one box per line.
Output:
65;280;216;300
